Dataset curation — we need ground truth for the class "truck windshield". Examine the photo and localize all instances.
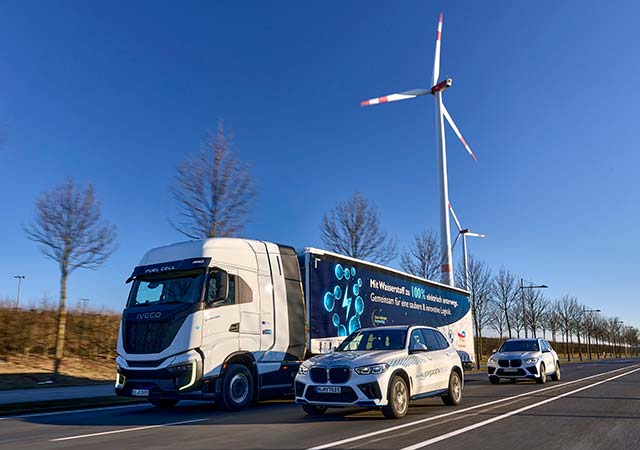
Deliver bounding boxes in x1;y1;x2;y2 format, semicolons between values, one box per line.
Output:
336;329;407;352
499;340;540;352
127;270;205;307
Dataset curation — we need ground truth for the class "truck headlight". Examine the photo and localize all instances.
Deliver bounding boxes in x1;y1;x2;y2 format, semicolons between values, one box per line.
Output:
167;360;197;391
298;365;310;375
488;357;497;365
355;363;389;375
524;357;538;364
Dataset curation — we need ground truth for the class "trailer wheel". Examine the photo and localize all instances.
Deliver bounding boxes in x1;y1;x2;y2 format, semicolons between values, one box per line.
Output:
220;364;254;411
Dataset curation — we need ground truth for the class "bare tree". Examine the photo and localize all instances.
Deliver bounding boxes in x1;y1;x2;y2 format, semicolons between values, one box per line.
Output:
456;255;492;369
556;295;580;361
488;301;507;340
491;267;518;339
400;231;440;280
320;191;397;264
525;289;549;338
542;307;561;343
170;119;255;239
23;179;117;377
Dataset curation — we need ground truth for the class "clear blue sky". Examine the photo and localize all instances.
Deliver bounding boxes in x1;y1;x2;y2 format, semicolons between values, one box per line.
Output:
1;1;638;327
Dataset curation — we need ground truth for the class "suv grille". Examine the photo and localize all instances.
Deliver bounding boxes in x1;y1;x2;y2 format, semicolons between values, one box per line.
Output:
329;368;351;384
309;368;328;383
498;359;522;368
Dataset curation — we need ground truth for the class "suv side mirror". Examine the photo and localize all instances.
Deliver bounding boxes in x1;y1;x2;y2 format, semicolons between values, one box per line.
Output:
409;343;428;354
208;268;229;304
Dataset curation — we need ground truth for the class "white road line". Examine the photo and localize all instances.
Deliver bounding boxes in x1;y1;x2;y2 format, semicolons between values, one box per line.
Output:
307;364;639;450
50;418;208;441
0;403;149;421
400;366;640;450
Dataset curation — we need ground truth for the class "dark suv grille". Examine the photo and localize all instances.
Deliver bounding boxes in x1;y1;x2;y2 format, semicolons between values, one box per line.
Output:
329;368;351;384
498;359;522;368
309;367;328;383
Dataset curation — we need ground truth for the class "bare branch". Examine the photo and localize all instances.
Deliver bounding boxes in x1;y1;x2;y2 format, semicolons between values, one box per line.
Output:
170;119;255;239
400;231;440;280
320;191;397;264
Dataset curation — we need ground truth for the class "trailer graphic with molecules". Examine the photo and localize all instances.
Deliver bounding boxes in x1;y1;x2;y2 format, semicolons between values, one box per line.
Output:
301;248;475;363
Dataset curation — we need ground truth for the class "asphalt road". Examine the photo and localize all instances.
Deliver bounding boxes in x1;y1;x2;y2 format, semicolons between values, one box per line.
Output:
0;359;638;450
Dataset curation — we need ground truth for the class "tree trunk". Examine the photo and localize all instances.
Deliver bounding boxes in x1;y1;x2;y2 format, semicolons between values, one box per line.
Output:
505;307;512;339
53;270;68;378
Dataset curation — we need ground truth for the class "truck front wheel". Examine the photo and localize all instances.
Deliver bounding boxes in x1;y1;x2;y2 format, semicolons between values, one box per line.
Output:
219;364;254;411
148;398;179;408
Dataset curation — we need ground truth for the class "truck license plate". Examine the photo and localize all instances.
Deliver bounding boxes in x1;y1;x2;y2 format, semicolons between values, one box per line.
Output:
316;386;341;394
131;388;149;397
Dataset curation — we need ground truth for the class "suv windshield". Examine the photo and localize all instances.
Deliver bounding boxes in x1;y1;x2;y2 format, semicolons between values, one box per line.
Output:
127;270;205;307
336;329;407;352
499;340;540;352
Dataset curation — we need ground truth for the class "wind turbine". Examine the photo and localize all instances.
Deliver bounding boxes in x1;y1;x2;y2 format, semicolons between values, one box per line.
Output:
448;202;486;291
361;13;477;287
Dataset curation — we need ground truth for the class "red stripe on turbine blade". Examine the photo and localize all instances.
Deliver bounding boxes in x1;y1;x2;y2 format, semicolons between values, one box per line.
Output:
379;96;389;103
470;153;478;161
360;100;370;106
437;31;442;41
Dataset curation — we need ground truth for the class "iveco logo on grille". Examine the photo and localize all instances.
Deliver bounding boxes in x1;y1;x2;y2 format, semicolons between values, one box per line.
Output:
136;312;162;320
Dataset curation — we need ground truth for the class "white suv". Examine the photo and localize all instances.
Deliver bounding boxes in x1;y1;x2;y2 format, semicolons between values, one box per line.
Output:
295;325;464;419
487;338;560;384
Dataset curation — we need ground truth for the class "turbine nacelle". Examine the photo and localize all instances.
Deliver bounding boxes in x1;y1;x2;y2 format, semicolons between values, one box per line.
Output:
431;78;452;95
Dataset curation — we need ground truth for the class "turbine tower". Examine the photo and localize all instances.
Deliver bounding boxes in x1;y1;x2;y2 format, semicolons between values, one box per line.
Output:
361;13;477;287
449;202;486;290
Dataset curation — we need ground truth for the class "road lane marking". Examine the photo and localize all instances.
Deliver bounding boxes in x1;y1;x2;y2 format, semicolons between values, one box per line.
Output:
50;418;208;441
307;364;639;450
400;366;640;450
0;403;149;421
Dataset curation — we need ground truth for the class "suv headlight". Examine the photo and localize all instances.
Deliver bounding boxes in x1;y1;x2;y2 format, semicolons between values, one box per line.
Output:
355;363;389;375
298;365;310;375
524;357;538;364
488;357;497;365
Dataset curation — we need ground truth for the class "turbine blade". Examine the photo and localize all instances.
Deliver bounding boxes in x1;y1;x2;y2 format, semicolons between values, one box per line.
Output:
448;202;463;232
442;103;477;161
466;232;486;238
360;89;429;106
432;13;443;87
452;232;462;250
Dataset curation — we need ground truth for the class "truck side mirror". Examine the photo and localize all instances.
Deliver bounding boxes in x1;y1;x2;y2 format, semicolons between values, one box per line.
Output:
208;268;229;304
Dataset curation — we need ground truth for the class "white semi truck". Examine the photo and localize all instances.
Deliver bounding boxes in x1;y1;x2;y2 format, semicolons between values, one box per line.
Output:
115;238;474;410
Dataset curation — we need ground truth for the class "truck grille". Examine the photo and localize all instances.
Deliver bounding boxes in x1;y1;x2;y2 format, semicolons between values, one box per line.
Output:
123;320;181;354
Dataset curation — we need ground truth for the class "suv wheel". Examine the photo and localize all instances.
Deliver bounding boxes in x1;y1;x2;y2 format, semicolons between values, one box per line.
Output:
220;364;254;411
442;371;462;406
381;375;409;419
536;363;547;384
489;376;500;384
550;362;561;381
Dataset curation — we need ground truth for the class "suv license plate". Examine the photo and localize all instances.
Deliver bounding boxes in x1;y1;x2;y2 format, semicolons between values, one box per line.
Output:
131;389;149;397
503;368;518;373
316;386;341;394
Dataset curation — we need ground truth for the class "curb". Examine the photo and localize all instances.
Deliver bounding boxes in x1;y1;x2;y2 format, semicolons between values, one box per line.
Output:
0;396;145;417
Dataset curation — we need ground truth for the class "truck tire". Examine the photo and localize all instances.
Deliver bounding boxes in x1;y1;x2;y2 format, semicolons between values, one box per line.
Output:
220;364;254;411
302;404;328;416
381;375;409;419
148;398;179;408
442;371;463;406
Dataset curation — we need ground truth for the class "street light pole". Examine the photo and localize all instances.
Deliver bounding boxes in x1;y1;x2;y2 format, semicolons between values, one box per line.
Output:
519;278;548;339
13;275;25;309
583;306;601;360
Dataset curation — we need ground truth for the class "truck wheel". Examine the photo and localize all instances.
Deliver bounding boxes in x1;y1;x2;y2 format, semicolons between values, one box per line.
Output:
550;362;561;381
220;364;254;411
442;371;462;406
489;376;500;384
381;375;409;419
536;363;547;384
148;398;179;408
302;404;328;416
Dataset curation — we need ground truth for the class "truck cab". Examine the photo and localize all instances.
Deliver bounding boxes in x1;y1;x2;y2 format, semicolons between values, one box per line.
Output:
115;238;306;410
